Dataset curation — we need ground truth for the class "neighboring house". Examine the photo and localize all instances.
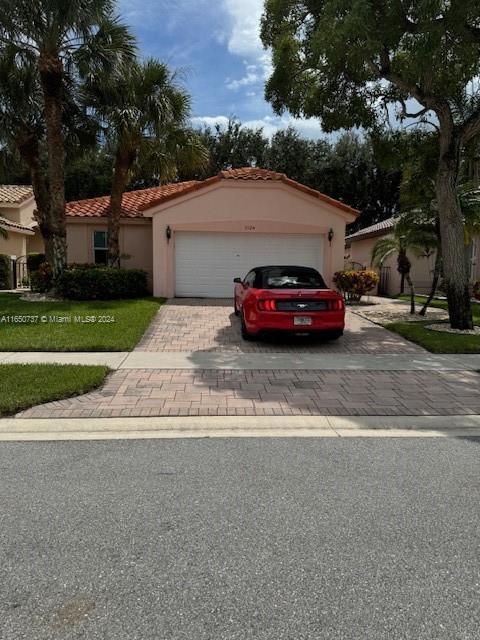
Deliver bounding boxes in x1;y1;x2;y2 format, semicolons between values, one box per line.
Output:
66;167;358;297
345;217;480;295
0;185;45;286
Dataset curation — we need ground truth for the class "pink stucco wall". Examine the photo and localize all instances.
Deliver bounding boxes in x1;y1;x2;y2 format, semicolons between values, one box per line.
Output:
66;218;153;280
347;234;455;295
147;181;356;297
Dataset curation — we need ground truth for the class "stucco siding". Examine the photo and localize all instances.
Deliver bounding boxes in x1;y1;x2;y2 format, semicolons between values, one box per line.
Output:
150;181;354;297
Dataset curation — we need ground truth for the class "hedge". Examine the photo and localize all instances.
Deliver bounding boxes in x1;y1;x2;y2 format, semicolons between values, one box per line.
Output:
333;269;379;302
26;252;46;273
55;266;149;300
0;253;11;289
474;280;480;301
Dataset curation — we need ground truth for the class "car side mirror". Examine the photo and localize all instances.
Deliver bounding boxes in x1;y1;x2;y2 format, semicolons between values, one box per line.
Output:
233;277;242;283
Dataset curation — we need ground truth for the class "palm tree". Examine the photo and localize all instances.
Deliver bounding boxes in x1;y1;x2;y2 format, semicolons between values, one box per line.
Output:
83;58;208;267
0;0;136;277
0;49;53;262
372;221;438;314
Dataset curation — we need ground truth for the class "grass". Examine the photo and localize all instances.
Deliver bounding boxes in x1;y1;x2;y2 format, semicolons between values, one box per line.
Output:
397;293;480;319
386;321;480;353
0;364;109;416
0;293;164;351
387;295;480;352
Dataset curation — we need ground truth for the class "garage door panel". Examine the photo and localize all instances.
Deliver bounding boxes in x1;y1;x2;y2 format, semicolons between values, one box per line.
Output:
175;232;324;297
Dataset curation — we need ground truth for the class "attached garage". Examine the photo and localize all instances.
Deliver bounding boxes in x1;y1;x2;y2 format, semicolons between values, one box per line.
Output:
175;231;324;297
65;167;358;297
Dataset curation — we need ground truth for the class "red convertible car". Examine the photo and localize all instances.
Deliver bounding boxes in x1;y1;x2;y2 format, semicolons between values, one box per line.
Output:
234;265;345;341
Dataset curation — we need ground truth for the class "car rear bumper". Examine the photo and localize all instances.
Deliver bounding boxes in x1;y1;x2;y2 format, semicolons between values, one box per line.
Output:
245;311;345;333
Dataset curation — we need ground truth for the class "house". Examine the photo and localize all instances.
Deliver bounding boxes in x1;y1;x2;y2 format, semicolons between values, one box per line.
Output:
66;168;359;298
0;186;45;286
345;217;480;295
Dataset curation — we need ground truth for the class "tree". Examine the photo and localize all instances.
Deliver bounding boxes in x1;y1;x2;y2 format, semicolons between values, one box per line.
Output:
83;58;208;267
0;0;136;278
372;221;438;314
261;1;480;329
190;118;270;178
0;51;54;262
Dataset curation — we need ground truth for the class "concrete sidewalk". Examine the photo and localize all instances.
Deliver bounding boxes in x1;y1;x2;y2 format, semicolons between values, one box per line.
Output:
1;414;480;441
1;350;480;371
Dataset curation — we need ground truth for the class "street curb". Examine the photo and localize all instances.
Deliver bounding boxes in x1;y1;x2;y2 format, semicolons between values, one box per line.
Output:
0;415;479;441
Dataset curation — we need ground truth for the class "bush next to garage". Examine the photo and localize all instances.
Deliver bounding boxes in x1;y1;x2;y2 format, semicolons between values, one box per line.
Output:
55;266;149;300
26;252;46;273
0;253;11;289
333;269;379;302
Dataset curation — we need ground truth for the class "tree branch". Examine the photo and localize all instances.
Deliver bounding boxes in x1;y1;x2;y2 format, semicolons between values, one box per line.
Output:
460;109;480;144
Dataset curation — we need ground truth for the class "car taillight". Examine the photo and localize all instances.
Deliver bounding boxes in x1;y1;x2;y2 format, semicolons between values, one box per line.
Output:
258;299;276;311
329;298;344;311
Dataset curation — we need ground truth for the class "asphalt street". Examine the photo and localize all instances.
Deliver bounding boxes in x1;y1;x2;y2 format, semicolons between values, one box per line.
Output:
1;437;479;639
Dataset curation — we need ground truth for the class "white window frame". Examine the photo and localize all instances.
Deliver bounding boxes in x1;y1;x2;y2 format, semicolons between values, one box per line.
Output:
93;230;108;265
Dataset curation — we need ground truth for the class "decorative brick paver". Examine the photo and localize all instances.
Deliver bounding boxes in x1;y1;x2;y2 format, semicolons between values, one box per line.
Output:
136;299;423;353
17;369;480;418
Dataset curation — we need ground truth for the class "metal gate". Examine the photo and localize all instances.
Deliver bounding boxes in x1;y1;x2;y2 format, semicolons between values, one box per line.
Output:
11;256;28;289
378;266;390;296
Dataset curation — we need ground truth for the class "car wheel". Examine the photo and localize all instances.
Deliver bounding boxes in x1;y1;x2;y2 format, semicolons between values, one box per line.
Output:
234;298;240;316
241;311;256;341
324;329;344;341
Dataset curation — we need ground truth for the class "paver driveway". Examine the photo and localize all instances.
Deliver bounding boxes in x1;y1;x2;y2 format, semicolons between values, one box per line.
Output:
137;298;423;354
17;298;480;419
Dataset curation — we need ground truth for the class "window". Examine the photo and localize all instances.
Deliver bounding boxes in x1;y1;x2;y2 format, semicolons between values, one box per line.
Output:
244;270;256;287
93;231;108;265
260;267;327;290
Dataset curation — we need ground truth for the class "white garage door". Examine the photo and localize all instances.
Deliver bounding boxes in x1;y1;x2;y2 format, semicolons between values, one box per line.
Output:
174;232;324;297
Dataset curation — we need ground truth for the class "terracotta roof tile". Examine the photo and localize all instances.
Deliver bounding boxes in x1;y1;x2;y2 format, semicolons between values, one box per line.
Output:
66;168;359;218
346;217;395;242
0;215;35;234
66;182;199;218
219;167;285;181
0;185;34;204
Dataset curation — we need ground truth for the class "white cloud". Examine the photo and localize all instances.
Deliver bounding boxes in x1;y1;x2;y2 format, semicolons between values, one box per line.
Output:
190;115;231;130
221;0;272;91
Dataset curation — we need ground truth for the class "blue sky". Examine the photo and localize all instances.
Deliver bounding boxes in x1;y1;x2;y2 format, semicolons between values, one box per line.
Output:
117;0;324;138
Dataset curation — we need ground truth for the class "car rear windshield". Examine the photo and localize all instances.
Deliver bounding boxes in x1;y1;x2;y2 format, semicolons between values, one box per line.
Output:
260;267;327;289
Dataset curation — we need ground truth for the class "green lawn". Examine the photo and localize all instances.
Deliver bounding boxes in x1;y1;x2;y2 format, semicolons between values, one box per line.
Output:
388;295;480;352
0;364;109;416
386;321;480;353
0;293;164;351
396;294;480;320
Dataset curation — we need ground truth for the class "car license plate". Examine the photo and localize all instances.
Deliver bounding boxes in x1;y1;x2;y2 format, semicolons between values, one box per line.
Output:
294;316;312;326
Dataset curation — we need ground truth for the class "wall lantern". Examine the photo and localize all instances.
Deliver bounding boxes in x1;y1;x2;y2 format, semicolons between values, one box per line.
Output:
166;225;172;242
328;228;334;245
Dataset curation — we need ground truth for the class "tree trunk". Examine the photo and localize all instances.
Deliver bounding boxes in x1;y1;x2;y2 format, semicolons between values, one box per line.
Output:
435;128;473;329
17;134;54;265
400;272;405;294
419;247;442;316
108;150;133;268
38;54;67;280
405;271;415;314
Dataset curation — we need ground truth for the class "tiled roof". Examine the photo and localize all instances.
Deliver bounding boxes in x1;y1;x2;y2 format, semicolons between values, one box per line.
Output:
0;185;34;205
220;167;285;181
0;215;35;234
66;182;199;218
66;168;359;218
345;217;395;242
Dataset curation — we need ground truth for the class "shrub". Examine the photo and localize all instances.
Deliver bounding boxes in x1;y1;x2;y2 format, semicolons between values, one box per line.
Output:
30;262;53;293
0;253;12;289
26;252;46;273
473;280;480;301
55;266;148;300
333;269;379;302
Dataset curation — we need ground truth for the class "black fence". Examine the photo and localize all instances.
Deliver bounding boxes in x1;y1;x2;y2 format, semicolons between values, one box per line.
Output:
378;266;390;296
